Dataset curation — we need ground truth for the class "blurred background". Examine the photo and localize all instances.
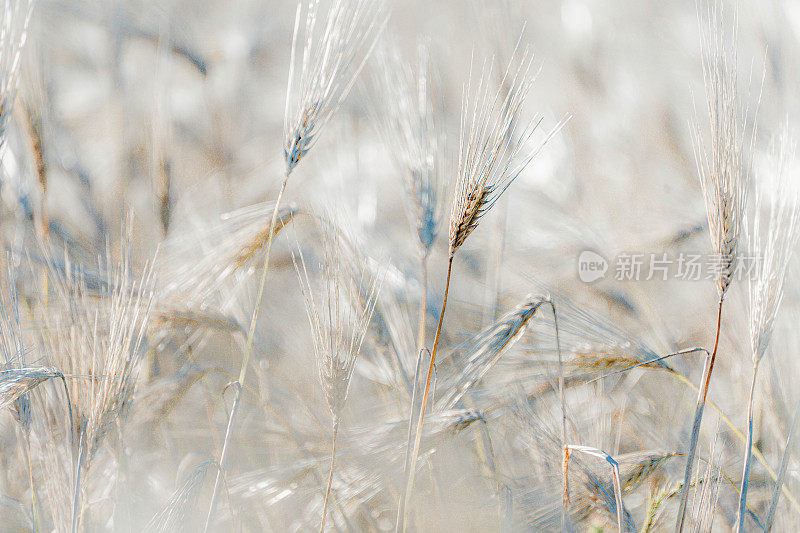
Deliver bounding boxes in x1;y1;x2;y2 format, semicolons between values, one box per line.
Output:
2;0;800;531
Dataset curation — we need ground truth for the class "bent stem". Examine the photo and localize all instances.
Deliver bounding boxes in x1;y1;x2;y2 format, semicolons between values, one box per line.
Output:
592;343;800;515
676;297;724;532
564;445;625;532
321;419;340;532
400;256;453;531
205;175;289;532
735;362;760;532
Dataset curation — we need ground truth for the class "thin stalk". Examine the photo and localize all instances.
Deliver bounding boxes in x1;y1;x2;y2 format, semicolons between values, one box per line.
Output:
204;382;241;531
611;461;624;533
320;419;340;532
239;175;289;386
394;251;430;530
735;363;760;532
71;428;86;533
764;395;800;531
546;300;567;530
24;432;39;532
676;297;723;532
395;348;427;532
417;252;429;358
592;344;800;513
204;175;289;532
669;371;800;513
400;256;453;531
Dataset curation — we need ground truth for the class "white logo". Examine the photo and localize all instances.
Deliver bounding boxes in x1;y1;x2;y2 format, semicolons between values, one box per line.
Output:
578;250;608;283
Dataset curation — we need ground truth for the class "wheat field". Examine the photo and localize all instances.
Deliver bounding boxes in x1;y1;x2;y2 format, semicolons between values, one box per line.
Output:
1;0;800;531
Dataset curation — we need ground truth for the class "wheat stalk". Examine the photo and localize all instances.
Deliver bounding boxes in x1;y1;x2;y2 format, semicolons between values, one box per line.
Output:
204;3;386;527
399;40;565;530
294;224;381;532
372;40;453;531
34;228;155;531
735;126;800;531
372;39;448;419
677;2;754;527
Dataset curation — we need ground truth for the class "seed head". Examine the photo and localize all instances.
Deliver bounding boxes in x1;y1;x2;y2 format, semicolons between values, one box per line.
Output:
284;0;387;175
748;127;800;364
373;40;447;254
449;43;565;257
294;225;381;422
693;1;753;297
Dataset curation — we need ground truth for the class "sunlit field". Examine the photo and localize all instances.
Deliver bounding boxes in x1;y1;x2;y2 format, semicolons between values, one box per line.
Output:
2;0;800;531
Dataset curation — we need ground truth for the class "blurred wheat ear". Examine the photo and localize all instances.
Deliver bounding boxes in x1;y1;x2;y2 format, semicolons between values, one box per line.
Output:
372;38;447;258
145;460;213;533
736;126;800;531
0;0;33;155
33;231;156;532
293;222;381;532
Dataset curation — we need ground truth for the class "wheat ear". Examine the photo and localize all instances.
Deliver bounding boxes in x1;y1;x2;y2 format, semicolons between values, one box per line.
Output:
736;127;800;531
399;38;565;529
677;2;753;527
205;2;386;527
